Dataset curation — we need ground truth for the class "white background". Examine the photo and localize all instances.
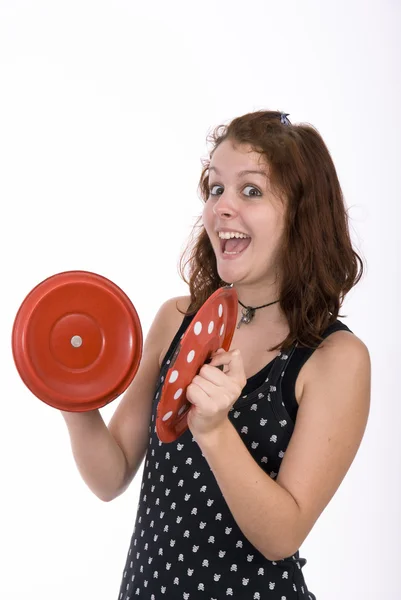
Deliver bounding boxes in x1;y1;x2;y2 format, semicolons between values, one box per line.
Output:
1;1;400;598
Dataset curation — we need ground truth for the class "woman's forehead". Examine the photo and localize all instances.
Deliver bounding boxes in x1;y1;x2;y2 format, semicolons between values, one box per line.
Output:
210;141;270;174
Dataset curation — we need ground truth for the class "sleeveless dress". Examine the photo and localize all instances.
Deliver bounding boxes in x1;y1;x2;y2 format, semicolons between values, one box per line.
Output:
117;313;352;599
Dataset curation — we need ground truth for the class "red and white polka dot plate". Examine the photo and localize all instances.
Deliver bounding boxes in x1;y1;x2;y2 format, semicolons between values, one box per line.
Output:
156;285;238;443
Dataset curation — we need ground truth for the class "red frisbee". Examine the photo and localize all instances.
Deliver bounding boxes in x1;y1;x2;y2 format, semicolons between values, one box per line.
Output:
156;286;238;443
12;271;142;411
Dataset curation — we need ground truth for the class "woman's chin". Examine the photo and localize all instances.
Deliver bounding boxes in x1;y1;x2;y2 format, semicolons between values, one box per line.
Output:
216;264;248;285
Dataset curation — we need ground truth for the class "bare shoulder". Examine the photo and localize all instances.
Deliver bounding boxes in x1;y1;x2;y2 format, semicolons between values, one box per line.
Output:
156;294;192;321
320;328;368;352
298;329;370;402
157;294;192;367
315;331;370;373
316;328;369;361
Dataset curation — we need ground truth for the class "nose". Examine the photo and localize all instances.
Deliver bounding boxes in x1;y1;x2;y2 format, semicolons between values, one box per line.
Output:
212;192;238;219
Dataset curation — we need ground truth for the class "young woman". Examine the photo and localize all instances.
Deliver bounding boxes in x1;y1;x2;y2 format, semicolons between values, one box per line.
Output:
62;110;371;599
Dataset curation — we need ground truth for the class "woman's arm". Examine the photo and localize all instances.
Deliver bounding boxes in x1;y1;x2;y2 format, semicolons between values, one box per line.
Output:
61;296;191;501
195;330;371;560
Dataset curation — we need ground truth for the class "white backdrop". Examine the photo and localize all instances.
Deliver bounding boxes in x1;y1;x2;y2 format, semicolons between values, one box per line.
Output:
1;1;400;598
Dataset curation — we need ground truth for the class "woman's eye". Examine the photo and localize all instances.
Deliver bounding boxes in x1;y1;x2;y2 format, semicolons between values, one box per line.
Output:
243;185;261;197
209;184;223;196
208;184;261;198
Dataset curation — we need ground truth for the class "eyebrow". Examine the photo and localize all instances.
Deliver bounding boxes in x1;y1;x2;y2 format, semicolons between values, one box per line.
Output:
209;166;268;178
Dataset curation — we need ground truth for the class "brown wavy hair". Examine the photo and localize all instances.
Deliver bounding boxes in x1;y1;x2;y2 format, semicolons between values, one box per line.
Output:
178;110;364;350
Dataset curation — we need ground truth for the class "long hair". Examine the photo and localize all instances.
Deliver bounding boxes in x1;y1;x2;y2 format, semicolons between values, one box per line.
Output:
178;110;364;351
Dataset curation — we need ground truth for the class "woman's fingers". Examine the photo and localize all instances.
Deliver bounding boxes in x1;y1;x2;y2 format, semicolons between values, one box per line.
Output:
201;348;247;390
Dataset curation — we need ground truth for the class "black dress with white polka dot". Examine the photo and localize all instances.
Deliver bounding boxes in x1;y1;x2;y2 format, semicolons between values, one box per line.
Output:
117;313;351;599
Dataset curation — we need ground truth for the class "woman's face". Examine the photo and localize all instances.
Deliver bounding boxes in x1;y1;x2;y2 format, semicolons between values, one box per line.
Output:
202;139;287;290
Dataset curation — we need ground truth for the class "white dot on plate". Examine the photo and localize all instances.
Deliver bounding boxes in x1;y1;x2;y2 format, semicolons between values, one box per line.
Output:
194;321;202;335
187;350;195;363
174;388;183;400
218;303;223;317
162;411;173;422
208;321;214;334
169;370;179;383
220;323;225;336
178;404;189;416
71;335;82;348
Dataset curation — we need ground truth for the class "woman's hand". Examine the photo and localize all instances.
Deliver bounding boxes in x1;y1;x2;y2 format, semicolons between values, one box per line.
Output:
186;348;247;441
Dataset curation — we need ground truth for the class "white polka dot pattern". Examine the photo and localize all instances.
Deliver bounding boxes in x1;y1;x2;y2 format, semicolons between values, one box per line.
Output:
157;289;237;442
118;319;318;599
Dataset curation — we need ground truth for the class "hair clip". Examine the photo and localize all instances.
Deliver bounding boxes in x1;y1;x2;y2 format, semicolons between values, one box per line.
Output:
280;112;291;125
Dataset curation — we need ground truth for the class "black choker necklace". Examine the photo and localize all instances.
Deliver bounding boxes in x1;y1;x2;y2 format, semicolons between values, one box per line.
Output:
237;299;280;328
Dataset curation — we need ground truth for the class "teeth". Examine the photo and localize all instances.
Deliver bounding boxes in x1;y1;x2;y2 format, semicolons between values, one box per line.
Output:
218;231;250;240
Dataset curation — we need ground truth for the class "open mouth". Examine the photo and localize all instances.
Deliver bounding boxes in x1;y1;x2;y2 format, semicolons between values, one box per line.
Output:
220;235;251;256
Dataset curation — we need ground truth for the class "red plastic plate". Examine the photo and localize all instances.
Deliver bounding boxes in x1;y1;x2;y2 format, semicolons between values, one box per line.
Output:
156;286;238;443
12;271;142;411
